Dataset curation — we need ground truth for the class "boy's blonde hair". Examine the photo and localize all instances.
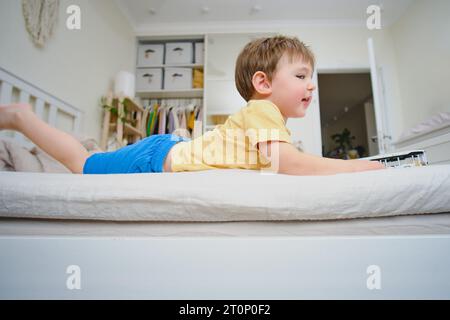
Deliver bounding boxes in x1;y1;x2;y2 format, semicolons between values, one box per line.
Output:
235;35;315;101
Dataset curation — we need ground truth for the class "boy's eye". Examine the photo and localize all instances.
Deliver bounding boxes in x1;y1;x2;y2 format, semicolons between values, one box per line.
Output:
296;75;306;79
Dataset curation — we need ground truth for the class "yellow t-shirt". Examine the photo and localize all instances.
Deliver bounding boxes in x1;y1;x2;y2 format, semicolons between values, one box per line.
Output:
170;100;292;172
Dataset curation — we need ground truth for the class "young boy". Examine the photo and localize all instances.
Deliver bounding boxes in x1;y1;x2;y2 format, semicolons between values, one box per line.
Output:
0;35;383;175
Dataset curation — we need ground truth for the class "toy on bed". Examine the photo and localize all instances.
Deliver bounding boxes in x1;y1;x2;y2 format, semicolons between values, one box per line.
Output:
360;150;428;169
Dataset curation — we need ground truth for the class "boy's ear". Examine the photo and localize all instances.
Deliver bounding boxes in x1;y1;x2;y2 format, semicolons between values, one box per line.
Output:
252;71;272;96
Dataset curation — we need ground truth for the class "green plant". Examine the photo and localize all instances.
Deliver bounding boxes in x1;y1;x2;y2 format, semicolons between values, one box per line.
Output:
101;97;136;125
331;128;355;152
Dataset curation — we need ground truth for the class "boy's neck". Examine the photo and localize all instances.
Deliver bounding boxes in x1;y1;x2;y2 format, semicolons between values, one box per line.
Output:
248;97;288;124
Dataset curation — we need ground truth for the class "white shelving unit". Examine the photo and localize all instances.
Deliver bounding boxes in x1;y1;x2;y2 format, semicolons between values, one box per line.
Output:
136;64;204;69
135;34;207;133
136;89;204;99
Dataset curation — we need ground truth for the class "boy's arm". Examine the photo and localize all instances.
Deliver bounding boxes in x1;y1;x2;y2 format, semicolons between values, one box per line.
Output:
257;141;385;176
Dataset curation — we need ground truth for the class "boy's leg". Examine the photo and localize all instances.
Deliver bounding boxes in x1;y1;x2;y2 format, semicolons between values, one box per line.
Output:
0;103;90;174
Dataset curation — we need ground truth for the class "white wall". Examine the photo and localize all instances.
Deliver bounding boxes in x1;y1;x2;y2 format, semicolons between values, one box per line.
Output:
389;0;450;135
0;0;135;141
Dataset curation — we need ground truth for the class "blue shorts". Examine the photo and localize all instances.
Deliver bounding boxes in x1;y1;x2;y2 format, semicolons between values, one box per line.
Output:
83;134;190;174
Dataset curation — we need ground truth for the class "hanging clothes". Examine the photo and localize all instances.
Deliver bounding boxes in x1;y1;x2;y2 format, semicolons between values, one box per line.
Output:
152;107;160;135
181;108;190;138
158;107;166;135
180;109;187;130
146;102;159;136
146;105;154;137
188;108;195;131
143;99;203;136
168;107;176;134
193;106;203;139
172;107;180;132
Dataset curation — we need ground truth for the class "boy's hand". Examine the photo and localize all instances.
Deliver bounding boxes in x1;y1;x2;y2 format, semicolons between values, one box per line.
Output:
350;159;385;173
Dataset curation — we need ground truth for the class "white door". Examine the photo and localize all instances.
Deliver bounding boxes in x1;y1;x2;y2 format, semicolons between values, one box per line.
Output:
364;101;379;156
368;37;392;154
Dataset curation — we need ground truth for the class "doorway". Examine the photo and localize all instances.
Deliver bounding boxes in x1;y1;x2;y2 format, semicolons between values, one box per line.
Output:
318;72;379;159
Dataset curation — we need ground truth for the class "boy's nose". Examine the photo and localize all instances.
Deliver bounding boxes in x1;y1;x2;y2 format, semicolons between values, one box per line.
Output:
308;82;316;91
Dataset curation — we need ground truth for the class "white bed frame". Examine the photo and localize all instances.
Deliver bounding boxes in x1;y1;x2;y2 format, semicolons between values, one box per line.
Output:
0;66;82;148
393;123;450;165
1;235;449;299
1;67;450;300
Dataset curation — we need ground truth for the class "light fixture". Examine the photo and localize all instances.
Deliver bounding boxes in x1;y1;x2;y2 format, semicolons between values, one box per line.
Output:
250;4;262;14
344;106;349;113
201;6;210;14
333;116;338;121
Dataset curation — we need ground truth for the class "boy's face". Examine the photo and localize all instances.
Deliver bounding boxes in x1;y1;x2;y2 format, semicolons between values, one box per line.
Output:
268;54;316;119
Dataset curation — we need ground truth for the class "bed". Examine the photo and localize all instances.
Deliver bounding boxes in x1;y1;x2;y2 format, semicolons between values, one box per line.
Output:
1;67;450;299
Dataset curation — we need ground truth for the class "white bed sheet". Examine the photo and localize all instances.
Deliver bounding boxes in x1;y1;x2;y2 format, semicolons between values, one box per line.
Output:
1;165;450;222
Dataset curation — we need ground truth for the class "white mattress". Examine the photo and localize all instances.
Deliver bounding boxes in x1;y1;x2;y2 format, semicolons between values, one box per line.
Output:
1;213;450;237
1;165;450;222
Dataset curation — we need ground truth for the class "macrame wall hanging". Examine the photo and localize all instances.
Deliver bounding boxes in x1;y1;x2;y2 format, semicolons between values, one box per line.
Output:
22;0;60;47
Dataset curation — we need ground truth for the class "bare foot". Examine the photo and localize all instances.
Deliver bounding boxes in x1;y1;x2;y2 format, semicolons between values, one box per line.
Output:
0;103;33;131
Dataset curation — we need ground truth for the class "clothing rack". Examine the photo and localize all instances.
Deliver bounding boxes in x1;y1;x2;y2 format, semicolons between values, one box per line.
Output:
140;98;203;139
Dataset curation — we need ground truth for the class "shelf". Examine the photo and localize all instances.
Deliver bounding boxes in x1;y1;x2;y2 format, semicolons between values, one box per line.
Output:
109;123;143;137
136;89;204;99
122;97;145;113
137;35;204;42
137;64;204;69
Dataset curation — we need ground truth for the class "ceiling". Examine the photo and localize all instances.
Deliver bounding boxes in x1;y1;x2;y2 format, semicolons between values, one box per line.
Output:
318;73;373;125
115;0;415;30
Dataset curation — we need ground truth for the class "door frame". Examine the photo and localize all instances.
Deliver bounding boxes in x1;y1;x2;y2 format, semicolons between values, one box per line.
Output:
315;66;373;157
315;52;393;157
368;37;392;154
